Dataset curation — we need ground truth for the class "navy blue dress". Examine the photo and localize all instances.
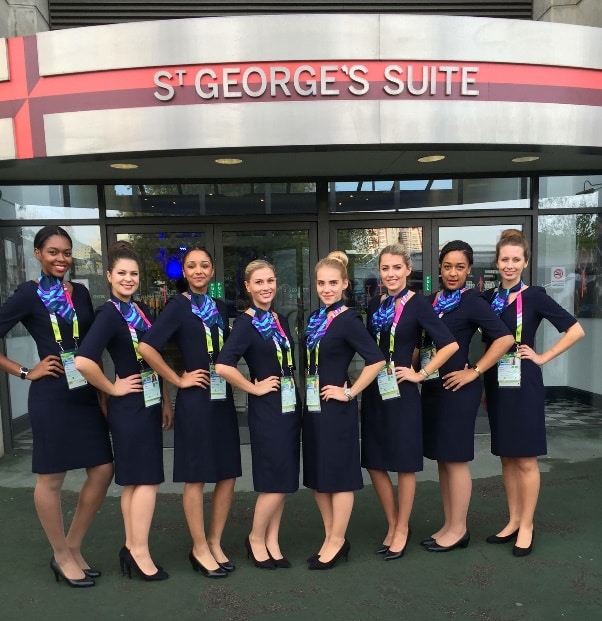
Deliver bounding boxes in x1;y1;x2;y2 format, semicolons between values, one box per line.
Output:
362;294;456;473
421;289;511;462
482;286;577;457
77;301;164;486
0;281;112;474
302;309;385;493
216;312;301;493
141;295;241;483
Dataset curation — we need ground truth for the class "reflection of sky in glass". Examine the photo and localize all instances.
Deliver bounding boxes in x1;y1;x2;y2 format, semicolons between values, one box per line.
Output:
438;224;522;249
114;185;133;195
334;180;453;192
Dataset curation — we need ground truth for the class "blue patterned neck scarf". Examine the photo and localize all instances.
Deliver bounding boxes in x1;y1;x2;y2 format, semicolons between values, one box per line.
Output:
110;295;149;332
432;287;468;316
305;299;345;350
370;287;409;335
251;305;288;348
37;273;75;323
189;291;224;329
490;281;524;317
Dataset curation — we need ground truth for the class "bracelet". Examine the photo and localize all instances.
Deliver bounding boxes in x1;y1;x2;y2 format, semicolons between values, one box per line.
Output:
419;368;429;379
473;365;482;375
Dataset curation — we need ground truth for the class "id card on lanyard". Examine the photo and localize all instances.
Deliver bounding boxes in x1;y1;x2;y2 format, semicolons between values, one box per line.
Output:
112;301;158;407
375;292;411;400
47;285;87;390
305;307;345;412
498;291;522;388
272;313;296;414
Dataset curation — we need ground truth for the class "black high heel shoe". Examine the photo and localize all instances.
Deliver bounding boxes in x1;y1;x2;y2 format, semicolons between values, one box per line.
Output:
420;536;435;547
189;551;228;578
267;548;292;569
384;529;411;561
123;550;169;581
50;558;95;588
512;530;535;557
244;536;275;570
217;560;236;573
425;531;470;553
486;528;519;544
83;567;101;578
308;539;350;570
375;544;390;554
118;546;129;575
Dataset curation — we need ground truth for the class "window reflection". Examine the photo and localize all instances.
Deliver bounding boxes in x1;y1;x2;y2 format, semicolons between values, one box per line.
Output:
0;185;98;219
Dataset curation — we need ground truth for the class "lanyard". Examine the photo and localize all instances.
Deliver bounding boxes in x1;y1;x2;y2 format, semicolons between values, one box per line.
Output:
187;294;224;362
48;284;80;352
250;309;293;374
515;291;523;344
111;300;151;366
375;291;411;357
306;306;345;373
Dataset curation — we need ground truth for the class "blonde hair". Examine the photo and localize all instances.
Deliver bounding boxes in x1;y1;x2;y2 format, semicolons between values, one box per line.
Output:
496;229;530;263
316;251;349;280
378;244;412;268
244;259;276;282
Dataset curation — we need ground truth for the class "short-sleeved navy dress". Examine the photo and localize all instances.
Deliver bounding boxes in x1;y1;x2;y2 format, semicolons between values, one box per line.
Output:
302;309;385;493
141;295;241;483
362;294;456;473
482;286;577;457
77;301;164;486
0;281;112;474
421;289;512;462
216;312;301;493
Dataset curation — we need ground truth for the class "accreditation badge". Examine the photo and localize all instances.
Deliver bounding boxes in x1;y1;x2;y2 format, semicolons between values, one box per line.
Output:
280;377;297;414
377;362;400;400
209;363;227;401
419;346;439;380
497;353;521;387
60;350;88;390
305;374;321;412
141;368;161;407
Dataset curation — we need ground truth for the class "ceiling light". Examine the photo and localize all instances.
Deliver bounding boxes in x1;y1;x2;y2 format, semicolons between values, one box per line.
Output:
511;156;539;163
417;155;446;163
110;162;139;169
215;158;243;165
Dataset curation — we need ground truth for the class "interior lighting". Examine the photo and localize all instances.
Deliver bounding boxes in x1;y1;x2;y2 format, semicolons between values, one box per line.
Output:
511;156;539;163
417;155;446;163
215;158;243;165
110;162;139;169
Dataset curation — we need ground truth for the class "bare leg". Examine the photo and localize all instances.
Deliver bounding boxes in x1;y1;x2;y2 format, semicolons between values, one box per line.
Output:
431;461;450;540
495;457;522;537
66;462;114;569
183;482;220;570
367;469;397;546
318;491;354;562
126;484;160;575
248;492;285;562
515;457;540;548
388;472;415;552
313;490;334;556
265;495;286;559
34;472;86;580
207;478;236;564
120;486;134;550
433;461;471;547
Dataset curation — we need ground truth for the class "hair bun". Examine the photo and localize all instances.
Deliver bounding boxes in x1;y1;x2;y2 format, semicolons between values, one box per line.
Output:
499;228;525;241
326;250;349;267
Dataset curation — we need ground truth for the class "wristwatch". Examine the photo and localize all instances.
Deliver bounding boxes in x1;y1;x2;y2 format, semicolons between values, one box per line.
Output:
344;388;354;401
19;366;29;380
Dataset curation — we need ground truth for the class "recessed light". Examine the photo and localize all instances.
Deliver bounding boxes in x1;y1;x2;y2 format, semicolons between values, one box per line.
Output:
418;155;446;163
110;162;139;169
512;156;539;163
215;158;243;165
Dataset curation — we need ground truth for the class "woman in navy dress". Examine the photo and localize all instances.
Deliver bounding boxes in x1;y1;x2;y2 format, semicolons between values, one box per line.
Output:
303;254;384;570
0;226;113;587
421;240;514;552
362;244;458;560
483;229;584;556
215;260;301;570
138;248;241;579
76;241;173;581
